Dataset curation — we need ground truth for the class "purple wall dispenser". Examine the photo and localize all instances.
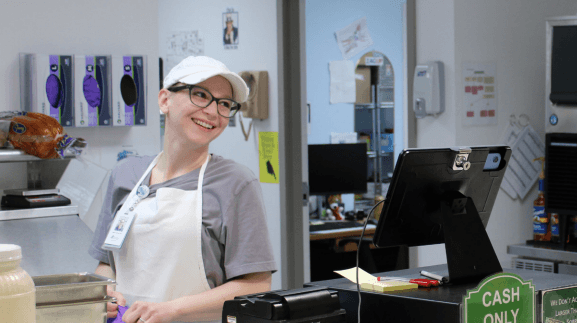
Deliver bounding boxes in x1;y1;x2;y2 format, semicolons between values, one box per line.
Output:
83;56;101;127
46;55;62;121
122;56;135;126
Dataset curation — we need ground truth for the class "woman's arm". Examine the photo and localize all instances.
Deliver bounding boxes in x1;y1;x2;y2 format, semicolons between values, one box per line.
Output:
95;262;127;318
122;271;272;323
95;261;115;280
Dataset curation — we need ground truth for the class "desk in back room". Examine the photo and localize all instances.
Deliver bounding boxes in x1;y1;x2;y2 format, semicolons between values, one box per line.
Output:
309;221;376;244
309;221;408;282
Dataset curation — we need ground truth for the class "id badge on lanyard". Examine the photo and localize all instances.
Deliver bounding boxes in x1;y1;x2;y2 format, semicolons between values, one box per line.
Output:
102;184;151;251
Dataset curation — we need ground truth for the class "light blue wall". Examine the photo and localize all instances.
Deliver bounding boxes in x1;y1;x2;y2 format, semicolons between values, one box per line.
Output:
306;0;405;145
306;0;405;211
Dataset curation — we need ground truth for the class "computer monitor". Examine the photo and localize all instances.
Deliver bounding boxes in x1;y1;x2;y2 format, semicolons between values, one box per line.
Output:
372;146;511;284
308;143;368;196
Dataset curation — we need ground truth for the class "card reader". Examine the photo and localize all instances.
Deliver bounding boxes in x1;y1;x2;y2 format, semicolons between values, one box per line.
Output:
1;188;71;208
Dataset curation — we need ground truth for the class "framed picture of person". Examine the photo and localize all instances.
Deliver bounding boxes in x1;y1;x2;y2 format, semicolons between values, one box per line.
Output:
223;11;239;49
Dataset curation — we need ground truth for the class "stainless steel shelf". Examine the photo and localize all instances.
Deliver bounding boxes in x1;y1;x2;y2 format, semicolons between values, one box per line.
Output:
507;243;577;263
0;205;78;221
0;147;75;163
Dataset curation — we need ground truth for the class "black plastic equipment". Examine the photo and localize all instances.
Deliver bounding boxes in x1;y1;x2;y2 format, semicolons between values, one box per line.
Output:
373;146;511;284
308;143;368;196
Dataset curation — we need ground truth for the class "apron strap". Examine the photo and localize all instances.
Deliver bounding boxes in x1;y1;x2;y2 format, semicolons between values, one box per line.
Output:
197;154;211;191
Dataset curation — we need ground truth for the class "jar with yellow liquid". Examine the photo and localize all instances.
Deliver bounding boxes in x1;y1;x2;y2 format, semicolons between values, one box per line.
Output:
0;244;36;322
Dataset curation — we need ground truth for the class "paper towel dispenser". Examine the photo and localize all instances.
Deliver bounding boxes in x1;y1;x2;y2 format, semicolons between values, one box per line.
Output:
413;61;444;118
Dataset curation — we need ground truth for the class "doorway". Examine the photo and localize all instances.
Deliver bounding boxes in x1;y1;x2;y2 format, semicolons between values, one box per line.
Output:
304;0;409;283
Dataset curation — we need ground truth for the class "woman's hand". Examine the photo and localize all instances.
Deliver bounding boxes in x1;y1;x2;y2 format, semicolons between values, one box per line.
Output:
122;300;179;323
106;286;127;319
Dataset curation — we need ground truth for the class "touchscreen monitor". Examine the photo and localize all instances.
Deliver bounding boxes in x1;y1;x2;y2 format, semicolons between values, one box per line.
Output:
373;146;511;283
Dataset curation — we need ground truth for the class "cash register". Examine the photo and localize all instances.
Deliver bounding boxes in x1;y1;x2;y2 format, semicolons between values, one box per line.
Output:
222;286;346;323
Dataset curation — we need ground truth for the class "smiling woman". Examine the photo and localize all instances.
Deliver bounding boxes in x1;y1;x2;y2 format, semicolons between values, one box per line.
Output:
89;56;278;323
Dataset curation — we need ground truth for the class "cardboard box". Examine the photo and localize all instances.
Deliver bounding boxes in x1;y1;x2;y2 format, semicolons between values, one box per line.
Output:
355;66;372;104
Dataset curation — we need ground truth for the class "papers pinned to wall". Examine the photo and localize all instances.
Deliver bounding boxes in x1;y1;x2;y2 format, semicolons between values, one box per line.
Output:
164;30;204;78
499;116;545;200
462;63;498;126
329;61;355;104
334;17;374;60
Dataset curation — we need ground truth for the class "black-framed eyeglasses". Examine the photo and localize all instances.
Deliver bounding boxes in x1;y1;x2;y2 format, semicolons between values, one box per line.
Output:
167;84;241;118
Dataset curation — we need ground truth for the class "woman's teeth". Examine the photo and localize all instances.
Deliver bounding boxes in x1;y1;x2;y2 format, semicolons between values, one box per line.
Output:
193;119;214;129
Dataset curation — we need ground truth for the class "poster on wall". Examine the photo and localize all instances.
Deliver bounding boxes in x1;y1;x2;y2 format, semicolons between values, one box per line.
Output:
165;30;204;78
223;8;239;49
462;62;497;126
259;132;279;184
335;17;374;60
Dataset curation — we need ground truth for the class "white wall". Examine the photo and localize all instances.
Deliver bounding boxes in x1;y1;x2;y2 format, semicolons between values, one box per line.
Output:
415;0;577;268
0;1;161;230
413;0;456;267
158;0;282;290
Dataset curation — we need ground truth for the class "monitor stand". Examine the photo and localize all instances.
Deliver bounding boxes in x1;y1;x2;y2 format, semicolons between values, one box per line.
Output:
440;192;502;284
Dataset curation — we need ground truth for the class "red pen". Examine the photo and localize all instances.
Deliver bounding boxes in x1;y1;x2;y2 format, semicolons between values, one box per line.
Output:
377;277;439;288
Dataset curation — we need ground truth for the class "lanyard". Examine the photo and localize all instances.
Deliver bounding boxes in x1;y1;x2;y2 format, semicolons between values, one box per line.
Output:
101;154;161;251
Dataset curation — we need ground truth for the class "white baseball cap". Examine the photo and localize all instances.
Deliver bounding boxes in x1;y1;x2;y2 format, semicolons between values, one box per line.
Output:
163;56;249;103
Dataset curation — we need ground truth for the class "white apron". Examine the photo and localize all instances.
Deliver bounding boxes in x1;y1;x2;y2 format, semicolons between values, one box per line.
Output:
113;154;212;306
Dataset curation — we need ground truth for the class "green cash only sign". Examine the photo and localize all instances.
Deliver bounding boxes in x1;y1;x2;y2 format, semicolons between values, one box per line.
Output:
542;287;577;323
464;273;535;323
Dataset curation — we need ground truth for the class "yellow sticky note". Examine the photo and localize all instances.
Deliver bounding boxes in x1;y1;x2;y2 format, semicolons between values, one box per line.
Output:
258;132;279;184
361;280;418;292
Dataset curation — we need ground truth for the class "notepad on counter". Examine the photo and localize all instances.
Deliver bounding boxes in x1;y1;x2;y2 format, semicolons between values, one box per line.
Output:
334;267;418;292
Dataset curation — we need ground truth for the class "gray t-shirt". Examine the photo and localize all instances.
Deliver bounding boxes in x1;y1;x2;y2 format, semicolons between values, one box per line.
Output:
89;154;277;288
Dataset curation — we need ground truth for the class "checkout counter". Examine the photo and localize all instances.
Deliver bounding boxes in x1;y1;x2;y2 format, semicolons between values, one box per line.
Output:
226;146;577;323
302;264;577;323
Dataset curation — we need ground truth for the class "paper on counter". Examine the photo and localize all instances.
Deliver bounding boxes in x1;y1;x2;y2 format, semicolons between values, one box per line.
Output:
329;61;356;104
334;267;418;292
334;267;376;284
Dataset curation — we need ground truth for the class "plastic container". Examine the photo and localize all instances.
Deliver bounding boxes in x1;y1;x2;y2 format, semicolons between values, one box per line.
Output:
551;213;560;243
533;157;551;242
0;244;36;322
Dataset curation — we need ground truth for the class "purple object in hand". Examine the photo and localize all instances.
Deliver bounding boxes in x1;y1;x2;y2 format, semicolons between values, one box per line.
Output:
107;305;129;323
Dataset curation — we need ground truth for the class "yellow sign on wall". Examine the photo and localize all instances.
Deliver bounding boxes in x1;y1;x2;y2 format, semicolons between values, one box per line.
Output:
259;132;279;184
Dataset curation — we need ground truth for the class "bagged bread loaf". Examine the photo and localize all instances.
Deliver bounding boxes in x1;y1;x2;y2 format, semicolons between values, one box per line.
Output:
0;112;85;159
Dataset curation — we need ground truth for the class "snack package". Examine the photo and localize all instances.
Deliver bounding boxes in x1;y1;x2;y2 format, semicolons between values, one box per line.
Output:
0;112;86;159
